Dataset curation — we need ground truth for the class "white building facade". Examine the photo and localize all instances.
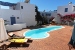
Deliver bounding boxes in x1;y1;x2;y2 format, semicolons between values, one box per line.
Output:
57;2;75;24
39;10;58;23
0;2;37;26
57;3;75;16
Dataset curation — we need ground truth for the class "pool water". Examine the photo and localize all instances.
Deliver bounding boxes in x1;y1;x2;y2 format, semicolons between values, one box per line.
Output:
23;26;64;39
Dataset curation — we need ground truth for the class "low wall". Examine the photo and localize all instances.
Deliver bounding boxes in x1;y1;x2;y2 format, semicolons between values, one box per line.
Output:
5;23;26;31
14;23;26;29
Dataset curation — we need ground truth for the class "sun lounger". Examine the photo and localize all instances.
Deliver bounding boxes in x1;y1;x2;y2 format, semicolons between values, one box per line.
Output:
8;33;25;39
8;33;31;41
7;32;32;43
9;38;28;47
9;38;28;43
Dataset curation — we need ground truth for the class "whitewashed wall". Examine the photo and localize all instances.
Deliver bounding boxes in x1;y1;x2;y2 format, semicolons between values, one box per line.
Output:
51;11;61;24
57;4;75;16
0;2;37;26
0;9;21;25
39;11;60;23
9;3;21;10
57;4;75;23
19;3;37;26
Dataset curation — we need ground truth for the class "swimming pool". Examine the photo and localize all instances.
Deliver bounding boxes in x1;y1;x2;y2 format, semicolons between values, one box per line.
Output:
23;26;64;39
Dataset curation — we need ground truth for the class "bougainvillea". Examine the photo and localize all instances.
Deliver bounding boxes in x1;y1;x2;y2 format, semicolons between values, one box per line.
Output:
58;14;75;22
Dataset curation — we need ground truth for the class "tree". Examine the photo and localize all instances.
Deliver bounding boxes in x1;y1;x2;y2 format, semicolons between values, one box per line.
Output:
35;6;43;25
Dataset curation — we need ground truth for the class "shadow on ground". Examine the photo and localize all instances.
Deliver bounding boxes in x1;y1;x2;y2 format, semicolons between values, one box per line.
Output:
25;25;48;30
8;43;30;48
7;24;51;33
7;39;33;48
7;25;45;33
27;39;33;43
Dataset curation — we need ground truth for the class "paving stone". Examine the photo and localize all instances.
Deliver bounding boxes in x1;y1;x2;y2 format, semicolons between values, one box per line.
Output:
6;25;74;50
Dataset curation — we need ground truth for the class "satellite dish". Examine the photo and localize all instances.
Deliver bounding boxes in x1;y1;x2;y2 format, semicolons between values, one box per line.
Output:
25;0;30;3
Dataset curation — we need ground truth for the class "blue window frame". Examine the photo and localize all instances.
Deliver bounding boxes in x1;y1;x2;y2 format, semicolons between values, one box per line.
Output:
46;13;51;16
65;8;68;12
73;6;75;11
49;13;51;16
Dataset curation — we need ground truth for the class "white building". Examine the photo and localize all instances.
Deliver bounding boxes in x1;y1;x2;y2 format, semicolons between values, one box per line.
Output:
57;2;75;16
57;2;75;23
0;1;37;26
39;11;52;23
38;2;75;24
39;10;58;23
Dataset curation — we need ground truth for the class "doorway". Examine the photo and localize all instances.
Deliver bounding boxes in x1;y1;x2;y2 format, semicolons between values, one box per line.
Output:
10;17;16;25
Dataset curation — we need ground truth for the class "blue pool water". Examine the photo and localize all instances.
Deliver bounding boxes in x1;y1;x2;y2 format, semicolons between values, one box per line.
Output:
23;26;64;39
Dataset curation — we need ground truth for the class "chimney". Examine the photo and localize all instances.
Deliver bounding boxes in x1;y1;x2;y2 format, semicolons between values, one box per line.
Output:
24;0;30;3
69;2;72;5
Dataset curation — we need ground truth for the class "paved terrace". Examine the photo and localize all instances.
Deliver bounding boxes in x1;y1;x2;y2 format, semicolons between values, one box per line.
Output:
7;25;73;50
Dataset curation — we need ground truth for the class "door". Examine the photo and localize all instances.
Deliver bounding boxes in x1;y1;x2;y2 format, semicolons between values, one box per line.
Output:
10;17;16;25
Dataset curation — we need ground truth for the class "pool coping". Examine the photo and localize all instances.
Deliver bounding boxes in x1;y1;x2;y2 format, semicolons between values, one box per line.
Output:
23;26;65;40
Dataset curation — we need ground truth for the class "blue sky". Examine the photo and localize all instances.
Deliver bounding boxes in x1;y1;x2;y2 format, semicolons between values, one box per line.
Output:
0;0;75;11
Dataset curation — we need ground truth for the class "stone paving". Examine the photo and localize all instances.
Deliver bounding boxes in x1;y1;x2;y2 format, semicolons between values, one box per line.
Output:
4;25;75;50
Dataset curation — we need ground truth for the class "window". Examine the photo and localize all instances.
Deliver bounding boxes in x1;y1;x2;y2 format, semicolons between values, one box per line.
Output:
17;17;19;19
54;10;57;12
65;8;68;12
46;14;48;16
49;13;51;16
21;6;23;9
73;6;75;11
42;14;44;16
46;13;51;16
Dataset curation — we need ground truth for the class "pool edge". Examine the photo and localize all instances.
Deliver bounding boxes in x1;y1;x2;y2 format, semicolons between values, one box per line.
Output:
23;26;65;39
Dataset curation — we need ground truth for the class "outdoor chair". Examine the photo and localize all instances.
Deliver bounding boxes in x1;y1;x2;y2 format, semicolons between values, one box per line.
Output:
0;33;32;49
8;32;31;39
8;33;32;46
8;33;25;39
8;38;28;47
8;34;32;43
